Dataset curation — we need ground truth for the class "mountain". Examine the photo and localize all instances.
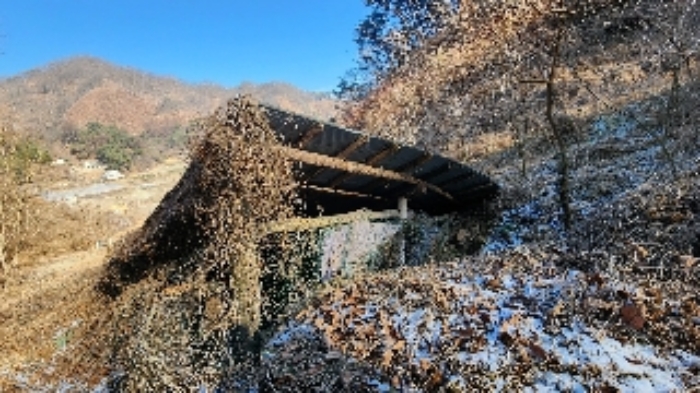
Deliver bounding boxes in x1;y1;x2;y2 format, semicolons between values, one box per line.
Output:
0;56;337;139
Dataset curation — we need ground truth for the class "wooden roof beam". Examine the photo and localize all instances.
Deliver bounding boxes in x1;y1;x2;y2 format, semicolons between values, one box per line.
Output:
326;143;398;188
306;135;370;182
359;152;432;194
277;146;454;201
303;184;384;200
262;209;400;234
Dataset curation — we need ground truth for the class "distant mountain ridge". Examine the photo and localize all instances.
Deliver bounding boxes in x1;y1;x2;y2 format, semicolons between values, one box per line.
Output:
0;56;337;139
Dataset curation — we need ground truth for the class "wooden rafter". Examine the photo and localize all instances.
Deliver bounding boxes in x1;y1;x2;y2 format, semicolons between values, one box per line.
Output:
276;146;454;201
295;124;324;148
306;135;369;182
304;184;384;200
326;143;398;187
416;162;453;181
359;152;433;194
433;170;477;187
395;152;433;173
336;135;369;159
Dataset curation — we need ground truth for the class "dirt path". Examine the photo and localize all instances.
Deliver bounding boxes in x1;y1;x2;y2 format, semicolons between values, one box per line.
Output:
1;249;106;319
0;248;107;370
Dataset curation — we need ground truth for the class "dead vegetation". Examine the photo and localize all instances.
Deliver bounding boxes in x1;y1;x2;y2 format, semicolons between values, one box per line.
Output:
2;2;700;391
85;96;301;390
0;56;337;144
0;130;43;287
255;111;700;391
343;0;700;164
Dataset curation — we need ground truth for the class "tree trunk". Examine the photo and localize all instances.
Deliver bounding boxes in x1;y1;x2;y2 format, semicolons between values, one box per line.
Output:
546;28;572;233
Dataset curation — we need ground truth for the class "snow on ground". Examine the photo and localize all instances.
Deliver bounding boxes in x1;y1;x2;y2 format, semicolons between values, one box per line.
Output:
484;105;699;254
267;257;699;391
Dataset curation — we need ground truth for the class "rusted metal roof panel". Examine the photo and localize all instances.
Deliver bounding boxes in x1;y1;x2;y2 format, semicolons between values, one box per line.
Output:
263;104;498;215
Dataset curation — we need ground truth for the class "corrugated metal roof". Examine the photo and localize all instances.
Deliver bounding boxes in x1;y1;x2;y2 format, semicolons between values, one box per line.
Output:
263;105;498;215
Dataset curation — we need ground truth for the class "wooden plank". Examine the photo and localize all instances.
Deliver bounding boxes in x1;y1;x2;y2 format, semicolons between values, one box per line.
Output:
276;146;454;201
395;152;433;174
453;182;499;200
433;170;477;187
262;209;401;234
336;135;369;159
304;184;384;200
385;183;421;199
416;162;453;181
366;144;400;166
380;163;454;201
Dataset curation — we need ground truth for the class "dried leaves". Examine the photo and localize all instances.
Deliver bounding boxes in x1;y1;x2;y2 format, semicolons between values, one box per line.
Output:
345;0;700;161
95;96;303;390
620;303;645;330
276;250;700;390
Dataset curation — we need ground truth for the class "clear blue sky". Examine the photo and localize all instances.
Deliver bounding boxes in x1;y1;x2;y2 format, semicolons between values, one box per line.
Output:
0;1;368;92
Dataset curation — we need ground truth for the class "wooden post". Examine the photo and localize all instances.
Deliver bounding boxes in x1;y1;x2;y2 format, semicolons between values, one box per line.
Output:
398;197;408;266
399;197;408;219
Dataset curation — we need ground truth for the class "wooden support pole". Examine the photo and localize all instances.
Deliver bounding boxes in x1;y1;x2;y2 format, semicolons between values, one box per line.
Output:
398;197;408;266
398;197;408;219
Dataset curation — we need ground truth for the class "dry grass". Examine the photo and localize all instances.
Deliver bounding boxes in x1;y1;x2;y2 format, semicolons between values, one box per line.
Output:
0;249;111;389
343;0;699;164
0;196;137;389
1;132;32;285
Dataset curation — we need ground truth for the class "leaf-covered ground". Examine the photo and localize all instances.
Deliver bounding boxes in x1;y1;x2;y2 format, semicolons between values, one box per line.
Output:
261;108;700;392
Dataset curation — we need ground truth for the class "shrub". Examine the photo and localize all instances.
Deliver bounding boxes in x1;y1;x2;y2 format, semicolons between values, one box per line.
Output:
65;122;142;170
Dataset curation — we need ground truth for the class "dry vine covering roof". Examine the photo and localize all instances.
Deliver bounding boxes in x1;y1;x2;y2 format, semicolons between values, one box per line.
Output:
262;104;499;215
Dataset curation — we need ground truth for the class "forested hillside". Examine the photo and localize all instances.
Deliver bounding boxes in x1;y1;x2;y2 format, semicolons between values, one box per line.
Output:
0;56;337;141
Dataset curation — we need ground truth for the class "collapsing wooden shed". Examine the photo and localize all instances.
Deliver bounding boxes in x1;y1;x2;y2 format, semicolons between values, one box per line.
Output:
97;99;500;387
99;100;500;297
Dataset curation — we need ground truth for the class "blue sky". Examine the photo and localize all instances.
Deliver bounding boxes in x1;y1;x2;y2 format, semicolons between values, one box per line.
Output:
0;1;368;92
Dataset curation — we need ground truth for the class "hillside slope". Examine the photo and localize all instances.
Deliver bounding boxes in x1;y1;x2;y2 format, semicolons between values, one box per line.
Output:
342;1;699;163
0;56;337;139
